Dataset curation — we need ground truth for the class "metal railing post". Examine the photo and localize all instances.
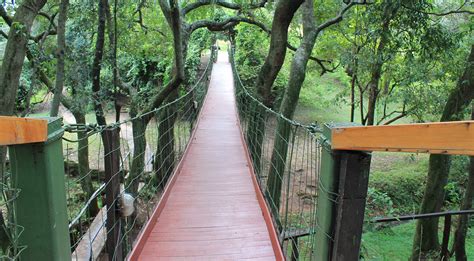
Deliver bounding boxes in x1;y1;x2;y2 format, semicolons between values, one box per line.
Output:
9;117;71;260
314;123;371;261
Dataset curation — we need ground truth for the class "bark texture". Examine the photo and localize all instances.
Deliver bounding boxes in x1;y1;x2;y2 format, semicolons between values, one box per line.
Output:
246;0;303;176
72;111;100;217
154;90;178;188
255;0;304;107
91;0;108;126
50;0;69;117
0;0;47;115
266;0;317;217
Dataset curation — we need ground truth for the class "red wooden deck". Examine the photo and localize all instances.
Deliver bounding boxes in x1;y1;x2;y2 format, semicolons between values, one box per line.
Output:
128;53;283;260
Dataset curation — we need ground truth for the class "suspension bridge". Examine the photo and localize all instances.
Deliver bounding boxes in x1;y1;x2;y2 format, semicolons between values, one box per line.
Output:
1;48;474;261
128;53;282;260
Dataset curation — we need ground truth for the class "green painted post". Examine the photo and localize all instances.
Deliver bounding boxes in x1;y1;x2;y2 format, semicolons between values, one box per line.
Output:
9;117;71;260
314;123;371;261
314;124;341;261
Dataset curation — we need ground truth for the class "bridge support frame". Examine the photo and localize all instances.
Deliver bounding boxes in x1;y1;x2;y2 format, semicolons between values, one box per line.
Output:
314;123;371;261
9;117;71;260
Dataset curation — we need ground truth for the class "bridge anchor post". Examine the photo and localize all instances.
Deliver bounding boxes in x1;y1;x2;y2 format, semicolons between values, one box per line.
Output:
314;123;371;261
9;117;71;260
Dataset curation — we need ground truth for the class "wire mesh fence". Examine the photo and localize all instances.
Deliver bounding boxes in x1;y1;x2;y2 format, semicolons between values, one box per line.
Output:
229;47;326;260
61;49;216;260
0;147;25;260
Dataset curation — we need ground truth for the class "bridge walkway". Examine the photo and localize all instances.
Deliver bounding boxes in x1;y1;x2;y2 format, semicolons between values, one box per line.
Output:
129;53;282;260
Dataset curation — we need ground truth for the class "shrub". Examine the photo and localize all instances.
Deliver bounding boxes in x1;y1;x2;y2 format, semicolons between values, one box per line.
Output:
366;187;395;218
369;157;428;214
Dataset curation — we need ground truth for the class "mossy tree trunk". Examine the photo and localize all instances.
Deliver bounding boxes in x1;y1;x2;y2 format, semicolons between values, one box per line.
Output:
364;3;398;126
154;90;178;189
127;104;148;196
246;103;266;175
72;111;100;217
266;0;317;218
453;111;474;261
245;0;303;177
266;0;358;216
91;0;108;127
412;44;474;260
50;0;69;117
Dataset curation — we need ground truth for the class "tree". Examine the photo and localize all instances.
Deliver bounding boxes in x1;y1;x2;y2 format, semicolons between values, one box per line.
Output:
127;0;271;193
453;105;474;261
412;44;474;260
50;0;69;117
0;0;47;116
266;0;365;218
245;0;304;175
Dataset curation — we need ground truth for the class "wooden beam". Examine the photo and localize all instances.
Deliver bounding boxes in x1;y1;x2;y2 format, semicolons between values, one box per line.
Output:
0;116;48;145
332;121;474;156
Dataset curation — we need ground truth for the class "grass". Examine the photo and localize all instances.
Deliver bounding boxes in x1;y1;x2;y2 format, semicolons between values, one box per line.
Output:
362;221;474;260
294;68;352;124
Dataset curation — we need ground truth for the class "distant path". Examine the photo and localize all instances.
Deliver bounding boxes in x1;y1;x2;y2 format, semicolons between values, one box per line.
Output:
129;52;282;260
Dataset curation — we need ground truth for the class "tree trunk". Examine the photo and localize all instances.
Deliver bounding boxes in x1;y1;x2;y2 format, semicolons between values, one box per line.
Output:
412;44;474;261
255;0;304;107
50;0;69;117
154;90;178;189
453;105;474;261
350;74;356;122
140;0;184;123
0;0;47;115
365;19;390;126
104;0;122;123
91;0;108;126
72;111;100;217
246;0;303;177
126;0;184;195
266;0;317;218
127;104;147;196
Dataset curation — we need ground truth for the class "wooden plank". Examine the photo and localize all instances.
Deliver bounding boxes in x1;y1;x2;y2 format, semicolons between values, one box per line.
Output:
71;207;106;261
332;121;474;155
0;116;47;145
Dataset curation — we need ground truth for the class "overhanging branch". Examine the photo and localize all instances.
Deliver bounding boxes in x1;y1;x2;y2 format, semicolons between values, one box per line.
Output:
183;0;267;16
401;1;473;16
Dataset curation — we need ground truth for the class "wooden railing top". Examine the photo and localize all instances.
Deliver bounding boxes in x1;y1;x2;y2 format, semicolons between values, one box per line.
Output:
0;116;48;146
331;120;474;156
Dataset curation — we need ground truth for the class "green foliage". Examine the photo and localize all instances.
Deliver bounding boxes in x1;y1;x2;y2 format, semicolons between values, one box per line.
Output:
234;23;268;87
366;187;395;218
366;154;471;217
369;156;428;214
